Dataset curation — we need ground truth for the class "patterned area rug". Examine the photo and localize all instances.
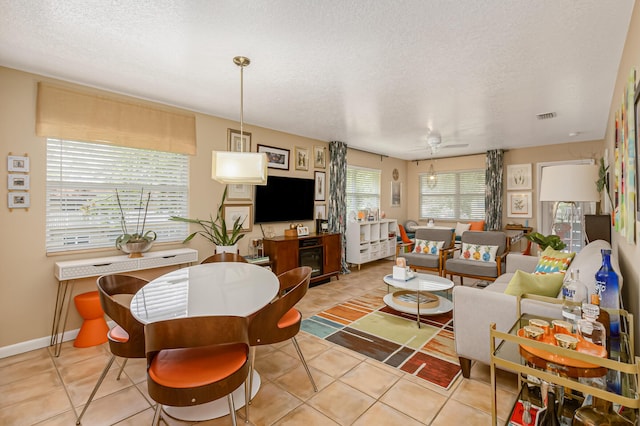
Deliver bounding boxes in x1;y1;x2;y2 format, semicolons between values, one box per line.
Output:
301;290;461;389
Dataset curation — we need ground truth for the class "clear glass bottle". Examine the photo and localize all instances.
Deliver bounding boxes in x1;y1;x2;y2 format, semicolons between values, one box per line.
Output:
577;302;607;350
561;269;588;330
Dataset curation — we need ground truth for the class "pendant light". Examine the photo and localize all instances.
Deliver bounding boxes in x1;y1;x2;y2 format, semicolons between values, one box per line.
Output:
427;160;437;189
211;56;268;185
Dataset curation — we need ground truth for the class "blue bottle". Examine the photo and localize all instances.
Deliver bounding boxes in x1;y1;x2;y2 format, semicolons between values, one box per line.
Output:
595;249;620;338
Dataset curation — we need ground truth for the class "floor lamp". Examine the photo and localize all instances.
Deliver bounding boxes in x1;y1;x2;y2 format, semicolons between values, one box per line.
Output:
539;164;600;252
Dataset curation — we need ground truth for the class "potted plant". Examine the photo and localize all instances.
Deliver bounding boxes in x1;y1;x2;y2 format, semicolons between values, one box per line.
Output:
170;187;245;253
115;189;157;257
525;232;567;252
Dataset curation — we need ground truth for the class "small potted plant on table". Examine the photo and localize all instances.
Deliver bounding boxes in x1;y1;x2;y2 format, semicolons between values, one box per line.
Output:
115;189;156;258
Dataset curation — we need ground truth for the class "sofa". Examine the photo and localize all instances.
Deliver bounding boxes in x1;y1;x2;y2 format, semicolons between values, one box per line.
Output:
452;239;621;378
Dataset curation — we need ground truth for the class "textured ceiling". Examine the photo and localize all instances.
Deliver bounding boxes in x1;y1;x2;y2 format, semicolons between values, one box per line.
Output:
0;0;635;160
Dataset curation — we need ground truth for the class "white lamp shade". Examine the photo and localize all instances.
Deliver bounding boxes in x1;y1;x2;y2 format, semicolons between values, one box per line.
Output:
539;164;600;202
211;151;268;185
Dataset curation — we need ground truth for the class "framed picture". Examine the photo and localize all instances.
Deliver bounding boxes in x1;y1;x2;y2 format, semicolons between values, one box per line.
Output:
227;128;251;152
507;164;532;190
314;145;327;169
223;204;252;232
257;144;289;170
507;192;532;218
314;171;326;201
8;155;29;172
8;192;30;209
315;204;326;219
8;174;29;190
295;146;309;171
391;181;401;207
227;184;252;201
635;81;639;218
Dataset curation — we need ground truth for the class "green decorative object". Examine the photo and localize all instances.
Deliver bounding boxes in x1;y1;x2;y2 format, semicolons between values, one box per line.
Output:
115;189;156;257
524;232;567;251
170;187;245;247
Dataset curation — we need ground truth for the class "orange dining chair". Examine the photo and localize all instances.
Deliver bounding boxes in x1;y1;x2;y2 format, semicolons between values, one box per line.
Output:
201;252;248;264
76;274;148;425
145;315;251;426
245;266;316;418
397;224;415;255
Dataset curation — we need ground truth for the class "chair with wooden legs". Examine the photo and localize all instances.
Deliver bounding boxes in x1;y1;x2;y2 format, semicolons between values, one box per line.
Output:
245;266;316;418
145;315;251;426
76;274;148;425
201;252;248;264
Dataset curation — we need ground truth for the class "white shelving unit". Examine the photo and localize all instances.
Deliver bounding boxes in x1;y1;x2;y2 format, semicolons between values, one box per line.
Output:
346;219;397;269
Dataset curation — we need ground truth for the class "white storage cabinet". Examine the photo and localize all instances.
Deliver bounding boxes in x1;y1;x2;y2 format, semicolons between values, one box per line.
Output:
346;219;397;269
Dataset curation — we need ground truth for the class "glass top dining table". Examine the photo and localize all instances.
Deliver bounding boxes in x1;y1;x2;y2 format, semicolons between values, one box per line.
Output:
129;262;279;422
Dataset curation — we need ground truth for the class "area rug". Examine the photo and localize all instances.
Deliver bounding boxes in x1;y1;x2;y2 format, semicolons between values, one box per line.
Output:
301;290;461;390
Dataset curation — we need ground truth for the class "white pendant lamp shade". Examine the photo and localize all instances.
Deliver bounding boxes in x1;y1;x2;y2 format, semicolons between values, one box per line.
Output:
211;151;268;185
539;164;599;202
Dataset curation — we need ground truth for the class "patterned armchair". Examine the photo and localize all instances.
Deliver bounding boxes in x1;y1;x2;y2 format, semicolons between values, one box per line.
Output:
443;231;507;285
401;228;456;276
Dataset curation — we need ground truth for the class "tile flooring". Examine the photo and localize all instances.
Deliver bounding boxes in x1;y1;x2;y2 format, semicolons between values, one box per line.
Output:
0;260;519;425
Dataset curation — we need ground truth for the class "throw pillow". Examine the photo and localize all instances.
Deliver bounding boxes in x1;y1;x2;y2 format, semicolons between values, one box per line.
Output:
469;220;485;231
533;247;575;275
460;243;499;262
413;239;445;254
455;222;471;236
504;269;564;297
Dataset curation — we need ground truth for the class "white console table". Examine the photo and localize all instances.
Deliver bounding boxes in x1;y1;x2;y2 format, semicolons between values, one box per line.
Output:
51;248;198;356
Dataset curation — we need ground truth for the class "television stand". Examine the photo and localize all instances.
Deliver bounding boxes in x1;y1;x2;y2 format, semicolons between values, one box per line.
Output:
263;232;341;286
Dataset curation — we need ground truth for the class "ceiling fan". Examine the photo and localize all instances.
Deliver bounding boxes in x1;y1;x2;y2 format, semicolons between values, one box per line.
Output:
411;129;469;155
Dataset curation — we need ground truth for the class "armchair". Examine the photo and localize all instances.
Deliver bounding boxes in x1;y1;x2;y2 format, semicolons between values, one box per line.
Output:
401;228;455;276
443;231;507;285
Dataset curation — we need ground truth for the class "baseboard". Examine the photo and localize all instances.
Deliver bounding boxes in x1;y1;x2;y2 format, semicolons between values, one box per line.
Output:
0;320;115;359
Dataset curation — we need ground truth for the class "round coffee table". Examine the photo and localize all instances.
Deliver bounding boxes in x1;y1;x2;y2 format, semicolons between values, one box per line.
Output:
382;273;454;327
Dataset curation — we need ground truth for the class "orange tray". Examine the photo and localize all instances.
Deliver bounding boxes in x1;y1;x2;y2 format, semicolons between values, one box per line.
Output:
517;328;607;369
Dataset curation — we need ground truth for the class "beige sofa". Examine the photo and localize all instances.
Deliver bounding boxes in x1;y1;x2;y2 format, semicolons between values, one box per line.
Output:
452;239;621;377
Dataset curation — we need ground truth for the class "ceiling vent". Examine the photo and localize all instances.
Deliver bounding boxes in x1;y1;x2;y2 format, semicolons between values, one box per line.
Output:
536;112;557;120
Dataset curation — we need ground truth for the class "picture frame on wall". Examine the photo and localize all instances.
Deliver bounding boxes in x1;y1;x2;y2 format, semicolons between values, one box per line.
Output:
314;171;326;201
8;174;29;190
295;146;309;171
227;128;251;152
315;204;326;219
222;204;252;232
8;192;30;209
635;81;639;218
7;155;29;172
313;145;327;169
507;192;532;218
507;164;532;190
257;144;289;170
391;181;401;207
227;183;252;201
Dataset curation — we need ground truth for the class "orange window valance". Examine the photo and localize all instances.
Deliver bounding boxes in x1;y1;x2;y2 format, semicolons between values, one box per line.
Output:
36;82;196;155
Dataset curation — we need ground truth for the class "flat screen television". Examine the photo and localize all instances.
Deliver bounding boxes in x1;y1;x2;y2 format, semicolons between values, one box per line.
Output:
254;176;315;223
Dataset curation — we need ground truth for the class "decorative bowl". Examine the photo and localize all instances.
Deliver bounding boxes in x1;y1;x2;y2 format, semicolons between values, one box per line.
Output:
528;319;550;334
523;325;544;340
120;241;153;258
551;319;572;334
554;333;579;350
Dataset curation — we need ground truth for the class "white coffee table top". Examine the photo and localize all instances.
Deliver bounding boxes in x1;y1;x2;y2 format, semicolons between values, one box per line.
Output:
383;273;453;292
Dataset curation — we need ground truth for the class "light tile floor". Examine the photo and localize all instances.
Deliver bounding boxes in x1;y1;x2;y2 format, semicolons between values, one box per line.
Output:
0;260;519;426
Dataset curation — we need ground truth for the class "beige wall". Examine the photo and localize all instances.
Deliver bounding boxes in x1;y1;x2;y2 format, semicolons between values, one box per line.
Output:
604;1;640;350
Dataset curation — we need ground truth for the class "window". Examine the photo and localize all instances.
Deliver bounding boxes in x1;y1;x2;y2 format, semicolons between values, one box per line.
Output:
419;169;485;220
46;139;189;253
346;166;381;215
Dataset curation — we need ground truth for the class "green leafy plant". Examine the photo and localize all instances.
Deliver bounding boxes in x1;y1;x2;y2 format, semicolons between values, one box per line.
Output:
525;232;567;251
169;187;245;246
115;189;157;248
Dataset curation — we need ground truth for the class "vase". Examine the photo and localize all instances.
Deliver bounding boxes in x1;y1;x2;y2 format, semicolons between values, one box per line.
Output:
120;241;153;258
216;244;238;254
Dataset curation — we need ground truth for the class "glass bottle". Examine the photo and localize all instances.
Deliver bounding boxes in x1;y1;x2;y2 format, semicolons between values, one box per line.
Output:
572;396;633;425
538;384;560;426
595;249;620;338
576;302;607;350
561;269;588;330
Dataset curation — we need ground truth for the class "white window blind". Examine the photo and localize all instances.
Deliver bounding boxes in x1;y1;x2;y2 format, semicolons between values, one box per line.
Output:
46;139;189;253
346;166;381;214
419;169;485;220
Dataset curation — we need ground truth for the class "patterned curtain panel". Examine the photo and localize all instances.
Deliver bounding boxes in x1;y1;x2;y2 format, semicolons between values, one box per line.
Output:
485;149;504;230
328;141;350;274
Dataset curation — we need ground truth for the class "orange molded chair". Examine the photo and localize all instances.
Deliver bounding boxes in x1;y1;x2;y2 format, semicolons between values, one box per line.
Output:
201;252;248;264
145;315;251;426
73;291;109;348
246;266;316;418
76;274;148;425
396;224;415;255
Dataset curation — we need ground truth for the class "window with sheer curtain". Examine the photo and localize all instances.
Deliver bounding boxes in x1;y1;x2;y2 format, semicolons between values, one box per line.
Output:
46;139;189;253
346;166;381;215
419;169;485;220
